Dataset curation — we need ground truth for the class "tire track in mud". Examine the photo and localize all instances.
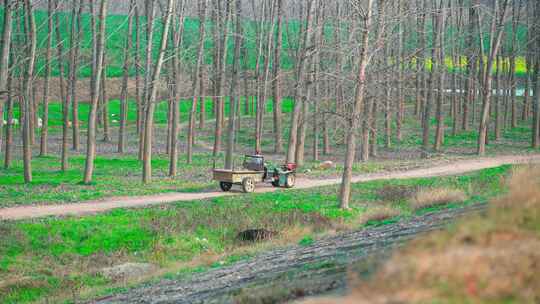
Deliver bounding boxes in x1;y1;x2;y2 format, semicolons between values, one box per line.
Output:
92;204;486;304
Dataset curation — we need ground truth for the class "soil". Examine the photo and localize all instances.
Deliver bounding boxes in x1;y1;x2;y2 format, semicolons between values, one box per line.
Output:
1;154;539;221
90;204;486;304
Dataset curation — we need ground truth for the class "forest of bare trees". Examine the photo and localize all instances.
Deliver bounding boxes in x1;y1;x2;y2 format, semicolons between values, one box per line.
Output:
0;0;539;208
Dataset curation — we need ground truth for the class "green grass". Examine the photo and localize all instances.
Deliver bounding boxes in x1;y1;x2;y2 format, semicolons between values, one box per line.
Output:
5;97;295;129
0;154;216;207
0;165;512;303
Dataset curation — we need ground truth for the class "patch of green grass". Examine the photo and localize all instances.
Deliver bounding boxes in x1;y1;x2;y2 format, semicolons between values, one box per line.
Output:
0;165;513;303
6;97;295;129
298;235;315;246
0;154;215;207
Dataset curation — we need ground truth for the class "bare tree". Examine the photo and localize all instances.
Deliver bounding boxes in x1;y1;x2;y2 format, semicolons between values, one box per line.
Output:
21;0;37;183
225;0;243;169
0;0;13;154
142;0;175;183
286;0;315;164
272;0;284;153
69;0;84;151
39;0;53;157
340;0;385;209
477;0;509;155
187;0;208;164
118;0;135;153
533;0;540;149
83;0;108;184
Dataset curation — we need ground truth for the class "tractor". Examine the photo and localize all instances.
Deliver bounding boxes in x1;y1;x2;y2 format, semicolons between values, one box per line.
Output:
212;154;296;193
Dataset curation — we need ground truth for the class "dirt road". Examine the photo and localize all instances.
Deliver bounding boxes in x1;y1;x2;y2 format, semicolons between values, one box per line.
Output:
91;204;486;304
1;154;539;221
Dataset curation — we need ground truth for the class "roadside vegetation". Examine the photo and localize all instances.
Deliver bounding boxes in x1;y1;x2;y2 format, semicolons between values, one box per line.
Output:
306;166;540;304
0;165;512;303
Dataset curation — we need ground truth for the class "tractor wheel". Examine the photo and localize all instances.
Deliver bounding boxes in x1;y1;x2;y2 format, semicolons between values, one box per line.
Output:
220;182;233;192
242;177;256;193
285;174;296;188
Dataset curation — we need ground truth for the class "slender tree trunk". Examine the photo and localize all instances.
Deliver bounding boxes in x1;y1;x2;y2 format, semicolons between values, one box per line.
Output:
21;0;37;183
395;0;404;143
422;1;438;156
384;47;392;148
54;0;69;171
4;72;14;168
434;2;446;151
142;0;175;182
83;0;108;184
478;0;509;155
0;0;13;154
213;0;231;156
187;0;207;164
39;0;54;156
118;0;135;153
494;55;502;140
135;5;142;134
139;1;155;161
287;0;315;164
532;1;540;148
340;0;383;209
169;0;185;177
272;0;284;153
69;0;83;151
101;52;111;142
225;0;243;169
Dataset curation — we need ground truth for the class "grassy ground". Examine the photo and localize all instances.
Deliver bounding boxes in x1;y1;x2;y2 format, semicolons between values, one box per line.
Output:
308;166;540;304
6;97;295;129
0;154;217;207
0;165;512;303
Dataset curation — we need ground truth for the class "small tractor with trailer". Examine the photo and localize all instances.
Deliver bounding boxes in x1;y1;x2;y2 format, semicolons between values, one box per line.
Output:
212;154;296;193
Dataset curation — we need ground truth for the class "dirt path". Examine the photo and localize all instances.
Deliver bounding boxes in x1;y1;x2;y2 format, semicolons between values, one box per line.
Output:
91;204;486;304
1;154;539;221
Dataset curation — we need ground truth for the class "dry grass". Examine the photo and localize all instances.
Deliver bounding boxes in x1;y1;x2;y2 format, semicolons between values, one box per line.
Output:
410;187;468;210
303;166;540;304
356;206;401;226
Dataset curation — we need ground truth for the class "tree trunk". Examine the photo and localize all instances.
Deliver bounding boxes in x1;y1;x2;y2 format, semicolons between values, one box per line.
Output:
0;0;13;154
118;0;135;153
213;0;231;156
83;0;108;184
135;5;142;134
69;0;83;151
478;0;509;155
142;0;175;183
225;0;243;169
39;0;53;156
434;1;446;151
286;0;315;164
422;0;438;156
532;1;540;148
54;0;69;171
340;0;381;209
21;0;37;183
139;1;155;161
495;55;502;140
169;0;185;177
101;51;111;142
272;0;284;154
187;0;207;164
